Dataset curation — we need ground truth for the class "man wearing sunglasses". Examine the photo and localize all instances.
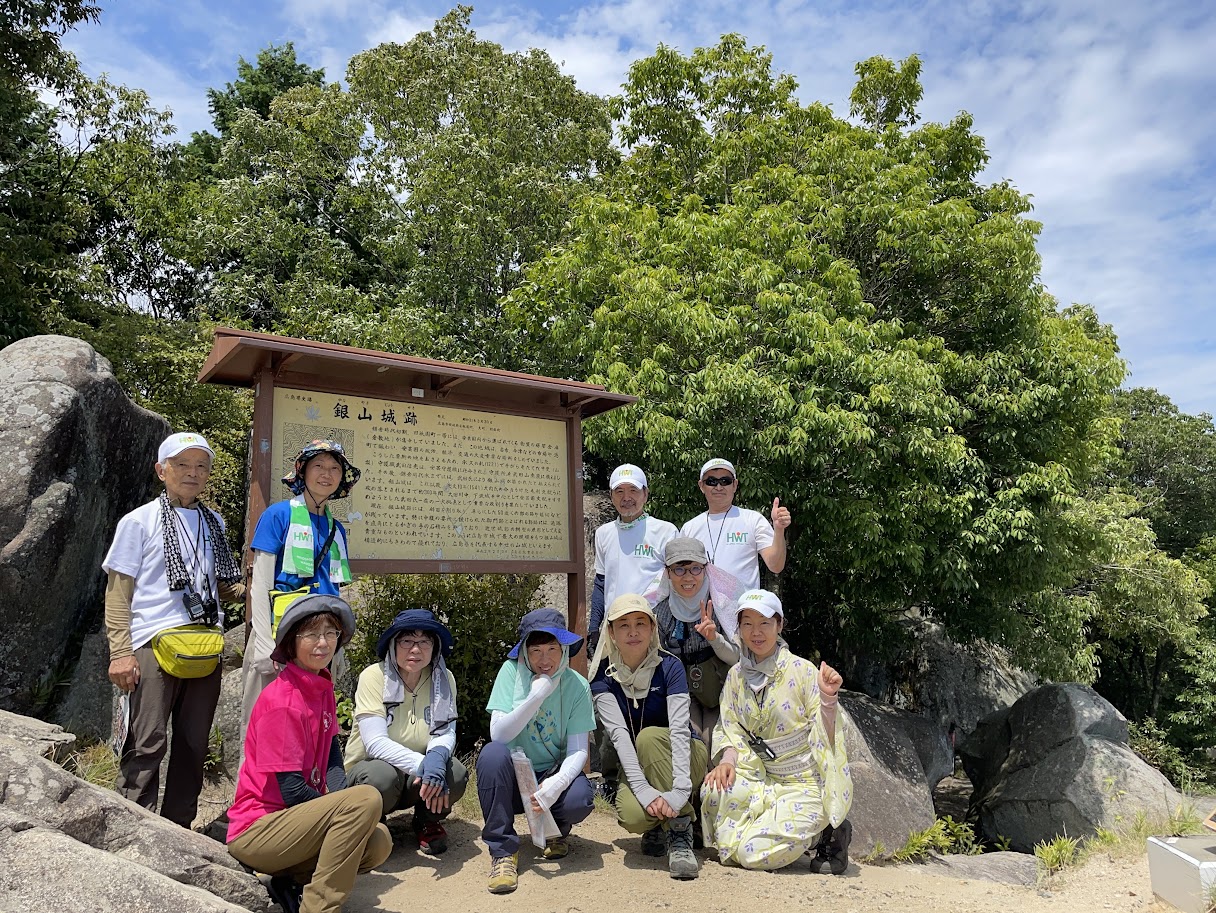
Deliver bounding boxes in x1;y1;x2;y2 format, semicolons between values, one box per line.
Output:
588;464;678;656
679;458;791;590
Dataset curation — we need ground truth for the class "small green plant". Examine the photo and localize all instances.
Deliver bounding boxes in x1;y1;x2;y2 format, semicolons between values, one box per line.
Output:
859;840;888;863
64;742;119;790
1034;834;1081;874
890;817;984;862
993;834;1012;851
203;725;225;777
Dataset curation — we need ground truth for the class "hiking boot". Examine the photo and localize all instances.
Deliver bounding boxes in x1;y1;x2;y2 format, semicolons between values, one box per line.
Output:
416;820;449;855
487;852;518;894
542;835;569;859
266;875;302;913
641;825;666;856
666;816;699;880
809;818;852;875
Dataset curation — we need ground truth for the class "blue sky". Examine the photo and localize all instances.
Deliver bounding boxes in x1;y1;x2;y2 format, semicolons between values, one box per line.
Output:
63;1;1216;417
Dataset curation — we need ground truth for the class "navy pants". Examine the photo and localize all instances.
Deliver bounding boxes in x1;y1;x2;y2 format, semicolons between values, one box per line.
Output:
476;740;595;857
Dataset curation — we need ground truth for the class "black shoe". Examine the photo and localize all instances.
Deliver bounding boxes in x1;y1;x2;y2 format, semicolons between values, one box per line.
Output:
809;819;852;875
266;875;302;913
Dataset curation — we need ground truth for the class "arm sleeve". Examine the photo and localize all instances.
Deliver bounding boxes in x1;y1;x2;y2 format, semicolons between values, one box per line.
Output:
534;731;589;809
356;714;424;773
104;571;135;660
661;691;694;811
426;723;457;756
588;574;606;655
488;679;553;743
275;771;322;807
708;632;739;664
326;737;347;792
594;691;661;810
247;550;277;661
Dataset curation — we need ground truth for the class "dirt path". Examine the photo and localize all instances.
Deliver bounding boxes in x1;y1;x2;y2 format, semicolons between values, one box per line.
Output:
343;804;1168;913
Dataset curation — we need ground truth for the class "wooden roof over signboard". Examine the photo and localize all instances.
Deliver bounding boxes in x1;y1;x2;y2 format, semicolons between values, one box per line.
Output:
197;327;636;419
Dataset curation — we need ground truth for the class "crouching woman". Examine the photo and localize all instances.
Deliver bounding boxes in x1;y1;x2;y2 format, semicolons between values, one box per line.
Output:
228;595;391;913
590;594;708;879
701;589;853;873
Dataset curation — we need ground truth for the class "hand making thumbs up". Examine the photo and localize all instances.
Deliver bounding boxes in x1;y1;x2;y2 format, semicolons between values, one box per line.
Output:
771;497;792;530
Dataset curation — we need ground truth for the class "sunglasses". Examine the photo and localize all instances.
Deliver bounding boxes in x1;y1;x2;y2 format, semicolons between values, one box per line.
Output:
702;476;735;487
670;564;705;577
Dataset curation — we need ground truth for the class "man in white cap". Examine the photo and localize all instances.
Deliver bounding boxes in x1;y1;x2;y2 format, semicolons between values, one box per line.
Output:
102;432;244;827
588;464;678;656
679;458;791;591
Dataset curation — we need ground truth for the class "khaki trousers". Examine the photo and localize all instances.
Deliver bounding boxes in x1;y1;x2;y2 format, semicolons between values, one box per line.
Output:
228;785;391;913
616;727;709;834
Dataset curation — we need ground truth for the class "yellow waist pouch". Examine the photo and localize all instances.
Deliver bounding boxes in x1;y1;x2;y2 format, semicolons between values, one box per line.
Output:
269;586;312;637
152;624;224;678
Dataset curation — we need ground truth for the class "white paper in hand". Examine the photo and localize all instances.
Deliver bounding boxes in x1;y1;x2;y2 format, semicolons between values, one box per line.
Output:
511;747;560;848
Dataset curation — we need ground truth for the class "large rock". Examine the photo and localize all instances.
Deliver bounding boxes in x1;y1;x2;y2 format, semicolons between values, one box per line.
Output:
960;683;1182;852
0;335;169;713
0;823;252;913
0;711;263;909
848;614;1037;739
842;691;943;856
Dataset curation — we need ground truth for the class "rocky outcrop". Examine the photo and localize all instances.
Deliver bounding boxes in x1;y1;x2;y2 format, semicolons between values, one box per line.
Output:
848;614;1037;739
960;683;1182;852
842;692;946;856
0;335;169;713
0;711;263;910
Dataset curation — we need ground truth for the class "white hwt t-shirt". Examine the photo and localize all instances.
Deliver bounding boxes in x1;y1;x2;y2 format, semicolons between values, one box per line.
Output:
103;499;224;649
680;506;774;591
594;514;679;606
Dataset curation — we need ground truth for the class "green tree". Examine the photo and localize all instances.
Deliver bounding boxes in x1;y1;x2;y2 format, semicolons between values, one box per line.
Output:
187;6;616;364
1110;388;1216;557
185;42;325;168
0;0;100;347
507;38;1125;671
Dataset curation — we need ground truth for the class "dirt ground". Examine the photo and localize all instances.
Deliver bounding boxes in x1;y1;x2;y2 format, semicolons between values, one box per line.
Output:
335;802;1171;913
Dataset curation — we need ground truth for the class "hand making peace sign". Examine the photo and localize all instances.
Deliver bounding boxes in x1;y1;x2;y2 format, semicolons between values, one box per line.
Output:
693;596;718;642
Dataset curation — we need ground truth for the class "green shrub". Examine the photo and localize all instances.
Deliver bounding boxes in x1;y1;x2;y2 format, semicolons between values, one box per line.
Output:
350;574;541;754
1129;718;1207;789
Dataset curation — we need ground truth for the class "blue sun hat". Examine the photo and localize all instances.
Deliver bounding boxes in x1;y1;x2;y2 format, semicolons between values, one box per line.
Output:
376;609;454;660
507;607;583;659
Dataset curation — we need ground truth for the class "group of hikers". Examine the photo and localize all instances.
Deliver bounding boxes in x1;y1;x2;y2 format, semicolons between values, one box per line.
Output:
103;434;853;912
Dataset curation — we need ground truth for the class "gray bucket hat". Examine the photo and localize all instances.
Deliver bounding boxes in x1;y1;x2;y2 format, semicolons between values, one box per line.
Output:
664;536;708;566
271;593;357;664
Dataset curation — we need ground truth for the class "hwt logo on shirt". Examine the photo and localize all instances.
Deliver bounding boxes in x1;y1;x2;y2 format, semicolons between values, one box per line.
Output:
727;531;749;543
632;543;658;557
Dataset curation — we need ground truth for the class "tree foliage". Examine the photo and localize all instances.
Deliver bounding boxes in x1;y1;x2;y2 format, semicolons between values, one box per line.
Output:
184;6;616;367
507;37;1126;670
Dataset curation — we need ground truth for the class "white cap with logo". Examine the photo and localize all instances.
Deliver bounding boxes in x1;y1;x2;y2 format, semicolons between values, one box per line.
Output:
700;458;736;479
610;463;648;490
738;588;783;619
158;432;215;464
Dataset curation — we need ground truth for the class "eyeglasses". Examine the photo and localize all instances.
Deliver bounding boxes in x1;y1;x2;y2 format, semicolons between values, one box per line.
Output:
296;629;342;643
702;476;735;487
670;564;705;577
397;637;433;651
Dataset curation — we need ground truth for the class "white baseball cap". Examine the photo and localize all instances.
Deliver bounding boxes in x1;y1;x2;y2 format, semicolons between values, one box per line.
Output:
700;458;736;479
610;463;648;490
738;588;783;619
158;432;215;464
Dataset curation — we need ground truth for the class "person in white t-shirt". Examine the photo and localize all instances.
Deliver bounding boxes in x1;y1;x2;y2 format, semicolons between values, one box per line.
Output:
679;458;791;591
102;432;244;827
588;464;678;656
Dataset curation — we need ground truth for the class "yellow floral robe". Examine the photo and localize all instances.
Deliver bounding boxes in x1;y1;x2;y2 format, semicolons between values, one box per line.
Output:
701;646;852;870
